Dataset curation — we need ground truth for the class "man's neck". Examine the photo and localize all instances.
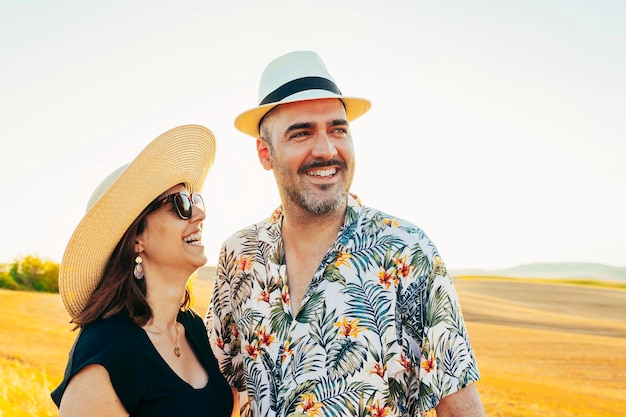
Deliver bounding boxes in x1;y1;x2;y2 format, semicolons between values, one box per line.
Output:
281;202;346;248
280;202;346;312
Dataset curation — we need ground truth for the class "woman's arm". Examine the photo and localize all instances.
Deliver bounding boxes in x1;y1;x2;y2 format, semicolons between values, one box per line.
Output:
58;364;129;417
230;387;241;417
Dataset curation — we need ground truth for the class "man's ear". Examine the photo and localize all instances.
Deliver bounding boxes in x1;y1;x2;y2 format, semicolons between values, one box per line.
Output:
257;138;272;170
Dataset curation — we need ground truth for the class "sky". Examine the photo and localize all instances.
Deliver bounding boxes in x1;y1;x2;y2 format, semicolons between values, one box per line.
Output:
1;0;624;271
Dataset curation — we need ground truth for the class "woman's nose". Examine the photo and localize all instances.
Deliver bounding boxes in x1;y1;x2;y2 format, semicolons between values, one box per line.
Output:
191;203;206;221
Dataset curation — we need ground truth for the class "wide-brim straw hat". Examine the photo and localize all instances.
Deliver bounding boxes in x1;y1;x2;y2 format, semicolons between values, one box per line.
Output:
234;50;372;138
58;124;216;320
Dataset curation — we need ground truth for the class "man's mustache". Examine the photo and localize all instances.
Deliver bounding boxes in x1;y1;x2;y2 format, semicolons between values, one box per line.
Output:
298;159;347;175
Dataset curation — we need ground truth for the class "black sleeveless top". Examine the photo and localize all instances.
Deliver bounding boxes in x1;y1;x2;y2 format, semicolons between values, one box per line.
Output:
51;309;233;416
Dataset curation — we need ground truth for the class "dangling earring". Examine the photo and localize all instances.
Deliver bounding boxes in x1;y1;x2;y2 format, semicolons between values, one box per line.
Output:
133;255;144;279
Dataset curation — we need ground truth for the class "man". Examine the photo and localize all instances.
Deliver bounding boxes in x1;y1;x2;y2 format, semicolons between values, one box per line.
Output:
207;50;484;417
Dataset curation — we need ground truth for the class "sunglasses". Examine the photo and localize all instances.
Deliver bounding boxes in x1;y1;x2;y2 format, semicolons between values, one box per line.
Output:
149;192;205;220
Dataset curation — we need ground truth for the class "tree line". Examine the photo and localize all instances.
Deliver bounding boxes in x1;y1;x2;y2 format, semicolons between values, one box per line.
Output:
0;256;59;293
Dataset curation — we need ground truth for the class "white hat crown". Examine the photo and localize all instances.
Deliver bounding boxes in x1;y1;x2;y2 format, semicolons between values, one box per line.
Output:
257;51;341;105
234;51;371;138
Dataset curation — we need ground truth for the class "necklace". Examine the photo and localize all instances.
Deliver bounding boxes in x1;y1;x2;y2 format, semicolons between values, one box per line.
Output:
150;321;181;357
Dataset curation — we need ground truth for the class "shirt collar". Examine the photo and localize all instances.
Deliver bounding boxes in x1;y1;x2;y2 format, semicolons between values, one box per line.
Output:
267;193;363;230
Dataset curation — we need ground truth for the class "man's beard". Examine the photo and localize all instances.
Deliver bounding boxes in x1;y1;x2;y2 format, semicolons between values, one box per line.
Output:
289;185;347;214
276;157;350;215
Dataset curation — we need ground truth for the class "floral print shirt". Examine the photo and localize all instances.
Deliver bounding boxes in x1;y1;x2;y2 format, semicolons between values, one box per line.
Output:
207;194;480;417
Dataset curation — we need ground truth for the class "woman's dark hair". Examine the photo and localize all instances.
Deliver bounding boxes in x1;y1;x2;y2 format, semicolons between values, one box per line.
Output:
72;196;193;328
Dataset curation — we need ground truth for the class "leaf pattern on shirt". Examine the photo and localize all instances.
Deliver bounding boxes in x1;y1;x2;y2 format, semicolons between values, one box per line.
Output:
207;195;480;417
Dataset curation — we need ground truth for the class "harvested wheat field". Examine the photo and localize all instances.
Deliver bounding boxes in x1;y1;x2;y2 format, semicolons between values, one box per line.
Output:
1;274;625;416
454;277;626;417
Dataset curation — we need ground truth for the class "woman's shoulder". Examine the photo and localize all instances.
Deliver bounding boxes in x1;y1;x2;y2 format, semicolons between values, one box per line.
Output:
177;309;205;335
177;308;201;322
75;314;141;356
81;313;137;338
177;309;214;355
71;315;146;382
52;314;146;409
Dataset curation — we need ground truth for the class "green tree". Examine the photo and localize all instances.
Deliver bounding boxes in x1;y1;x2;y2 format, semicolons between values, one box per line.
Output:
0;270;19;290
0;256;59;293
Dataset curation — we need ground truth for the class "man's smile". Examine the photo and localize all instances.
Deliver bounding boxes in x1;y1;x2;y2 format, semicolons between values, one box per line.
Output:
307;167;337;177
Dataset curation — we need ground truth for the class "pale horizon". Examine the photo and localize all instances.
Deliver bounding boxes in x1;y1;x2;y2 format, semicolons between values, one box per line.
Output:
1;0;624;271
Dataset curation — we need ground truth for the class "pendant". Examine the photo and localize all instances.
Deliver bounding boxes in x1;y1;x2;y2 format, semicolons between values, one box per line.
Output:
174;345;181;357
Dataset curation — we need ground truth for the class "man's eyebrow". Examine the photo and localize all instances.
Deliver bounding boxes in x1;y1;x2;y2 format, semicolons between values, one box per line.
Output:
284;119;348;135
329;119;349;126
285;122;315;134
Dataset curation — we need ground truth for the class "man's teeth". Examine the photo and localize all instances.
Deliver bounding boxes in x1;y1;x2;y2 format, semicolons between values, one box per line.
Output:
308;168;336;177
184;232;202;245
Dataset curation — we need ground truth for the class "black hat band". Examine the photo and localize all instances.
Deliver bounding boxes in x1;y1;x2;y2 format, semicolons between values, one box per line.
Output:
259;76;342;105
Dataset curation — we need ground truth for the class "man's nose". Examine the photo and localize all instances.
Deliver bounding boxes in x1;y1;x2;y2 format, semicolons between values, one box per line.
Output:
311;132;338;159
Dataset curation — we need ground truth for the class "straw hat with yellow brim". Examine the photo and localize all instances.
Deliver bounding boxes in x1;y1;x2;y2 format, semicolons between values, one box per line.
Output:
58;124;216;320
234;50;372;138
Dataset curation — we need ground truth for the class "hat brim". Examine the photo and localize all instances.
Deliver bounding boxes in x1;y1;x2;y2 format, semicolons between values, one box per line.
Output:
234;93;371;138
58;125;216;319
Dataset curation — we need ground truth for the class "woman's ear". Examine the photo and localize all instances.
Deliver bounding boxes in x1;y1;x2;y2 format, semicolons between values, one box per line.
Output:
134;238;144;255
257;138;272;171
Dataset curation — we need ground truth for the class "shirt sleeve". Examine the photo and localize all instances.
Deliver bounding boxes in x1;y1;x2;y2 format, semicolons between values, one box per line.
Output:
402;254;481;412
206;243;247;391
50;318;141;411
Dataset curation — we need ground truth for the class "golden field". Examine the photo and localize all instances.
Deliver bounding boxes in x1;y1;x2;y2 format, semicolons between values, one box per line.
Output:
1;274;625;416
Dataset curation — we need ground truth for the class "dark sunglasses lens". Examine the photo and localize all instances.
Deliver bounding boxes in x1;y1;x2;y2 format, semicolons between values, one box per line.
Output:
173;194;193;219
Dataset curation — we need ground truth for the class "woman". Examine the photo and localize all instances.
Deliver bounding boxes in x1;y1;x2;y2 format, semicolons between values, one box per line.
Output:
51;125;238;417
